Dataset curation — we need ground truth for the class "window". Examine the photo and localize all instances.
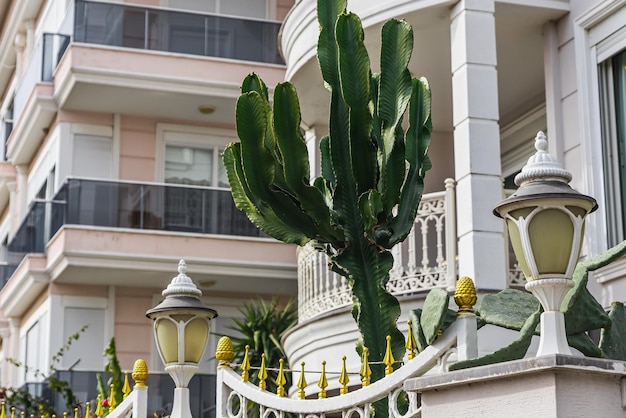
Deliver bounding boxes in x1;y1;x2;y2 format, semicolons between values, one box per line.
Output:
25;322;42;382
165;145;227;188
162;0;270;19
600;49;626;247
62;307;106;370
157;126;238;233
158;127;233;188
72;134;113;179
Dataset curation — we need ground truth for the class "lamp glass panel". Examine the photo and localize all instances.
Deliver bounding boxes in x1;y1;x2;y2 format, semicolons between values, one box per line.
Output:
155;318;179;363
527;208;574;274
184;317;209;363
506;218;532;278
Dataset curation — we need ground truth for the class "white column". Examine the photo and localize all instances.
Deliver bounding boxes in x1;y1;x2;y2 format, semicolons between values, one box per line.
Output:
543;21;564;163
24;20;35;56
0;326;10;386
7;182;17;239
16;165;28;220
450;0;507;290
14;34;25;77
8;317;20;387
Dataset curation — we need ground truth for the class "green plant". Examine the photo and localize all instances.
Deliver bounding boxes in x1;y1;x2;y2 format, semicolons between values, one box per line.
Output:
223;0;432;387
2;325;88;416
401;243;626;372
96;337;124;414
227;298;297;392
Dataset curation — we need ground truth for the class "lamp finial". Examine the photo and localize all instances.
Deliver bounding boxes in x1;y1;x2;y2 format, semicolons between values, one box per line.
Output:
162;259;202;299
514;131;572;187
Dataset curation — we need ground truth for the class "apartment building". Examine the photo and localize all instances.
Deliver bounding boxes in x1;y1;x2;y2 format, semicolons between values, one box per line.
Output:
0;0;297;410
0;0;625;410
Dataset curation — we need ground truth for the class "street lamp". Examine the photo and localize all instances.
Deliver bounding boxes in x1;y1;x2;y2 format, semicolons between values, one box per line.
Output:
146;260;218;418
494;131;597;356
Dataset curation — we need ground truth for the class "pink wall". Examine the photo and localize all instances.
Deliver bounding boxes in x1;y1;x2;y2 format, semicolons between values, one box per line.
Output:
114;287;155;370
50;283;109;297
119;116;157;182
276;0;295;20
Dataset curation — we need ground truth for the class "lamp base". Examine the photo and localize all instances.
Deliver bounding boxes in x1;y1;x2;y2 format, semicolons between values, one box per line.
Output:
526;278;574;357
165;364;199;388
170;387;192;418
525;278;573;311
536;311;572;356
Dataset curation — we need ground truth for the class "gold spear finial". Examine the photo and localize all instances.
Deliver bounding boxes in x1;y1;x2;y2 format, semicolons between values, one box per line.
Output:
74;408;79;418
297;362;307;399
360;348;371;387
0;401;6;418
241;345;251;382
406;320;417;360
108;384;117;412
258;354;268;390
454;276;477;315
85;402;92;418
317;361;328;399
276;359;287;397
95;395;103;418
383;335;395;375
339;356;349;395
122;372;131;400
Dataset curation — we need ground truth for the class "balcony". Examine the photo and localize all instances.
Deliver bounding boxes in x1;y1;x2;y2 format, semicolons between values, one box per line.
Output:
72;0;283;65
8;0;287;164
9;178;264;256
297;181;525;323
0;179;297;308
6;33;67;164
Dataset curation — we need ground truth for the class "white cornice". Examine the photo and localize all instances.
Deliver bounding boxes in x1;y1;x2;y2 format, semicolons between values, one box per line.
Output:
0;260;49;317
6;92;57;165
575;0;626;30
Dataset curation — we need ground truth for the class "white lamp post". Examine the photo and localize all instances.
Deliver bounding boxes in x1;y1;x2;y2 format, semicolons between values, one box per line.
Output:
146;260;218;418
494;132;597;356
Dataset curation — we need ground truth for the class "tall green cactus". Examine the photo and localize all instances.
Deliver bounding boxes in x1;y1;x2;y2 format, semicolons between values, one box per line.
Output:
223;0;432;385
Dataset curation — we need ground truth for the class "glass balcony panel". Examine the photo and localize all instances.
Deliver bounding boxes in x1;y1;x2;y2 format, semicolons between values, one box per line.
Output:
21;371;216;418
72;0;283;64
8;179;263;259
148;11;207;56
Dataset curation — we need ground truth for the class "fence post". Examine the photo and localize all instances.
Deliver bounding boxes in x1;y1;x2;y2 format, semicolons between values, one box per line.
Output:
453;276;478;361
131;360;149;418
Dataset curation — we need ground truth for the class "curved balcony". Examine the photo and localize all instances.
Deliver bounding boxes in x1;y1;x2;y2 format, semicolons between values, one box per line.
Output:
296;181;524;323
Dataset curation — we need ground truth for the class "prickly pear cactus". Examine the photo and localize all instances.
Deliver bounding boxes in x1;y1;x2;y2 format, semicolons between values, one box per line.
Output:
223;0;432;386
453;241;626;368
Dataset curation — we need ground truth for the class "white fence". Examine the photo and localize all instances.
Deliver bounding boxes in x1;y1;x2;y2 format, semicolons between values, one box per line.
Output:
216;317;476;418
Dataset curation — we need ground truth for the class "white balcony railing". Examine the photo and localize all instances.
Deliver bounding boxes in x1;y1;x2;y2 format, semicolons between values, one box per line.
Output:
298;180;525;322
298;179;458;322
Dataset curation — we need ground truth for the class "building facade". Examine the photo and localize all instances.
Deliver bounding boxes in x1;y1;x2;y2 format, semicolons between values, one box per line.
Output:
0;0;297;409
0;0;625;412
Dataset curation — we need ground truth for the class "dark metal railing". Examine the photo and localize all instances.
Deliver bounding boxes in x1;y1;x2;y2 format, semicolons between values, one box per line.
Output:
8;178;263;255
73;0;283;64
19;371;216;418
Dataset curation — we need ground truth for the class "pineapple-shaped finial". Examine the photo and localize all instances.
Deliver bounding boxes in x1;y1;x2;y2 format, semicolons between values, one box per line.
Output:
454;276;477;314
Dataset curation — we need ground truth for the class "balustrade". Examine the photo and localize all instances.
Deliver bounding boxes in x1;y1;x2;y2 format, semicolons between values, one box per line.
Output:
298;181;524;322
298;181;457;323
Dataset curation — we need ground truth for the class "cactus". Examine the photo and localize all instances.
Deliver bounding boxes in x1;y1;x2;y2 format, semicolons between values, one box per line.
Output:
223;0;432;385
